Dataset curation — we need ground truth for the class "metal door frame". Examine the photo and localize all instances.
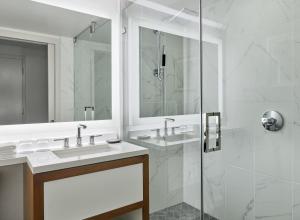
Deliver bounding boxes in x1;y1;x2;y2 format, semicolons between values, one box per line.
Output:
199;0;204;219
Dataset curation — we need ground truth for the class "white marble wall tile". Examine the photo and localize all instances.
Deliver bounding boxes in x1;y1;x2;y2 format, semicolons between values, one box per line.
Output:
293;124;300;183
293;183;300;219
183;142;201;210
255;174;292;220
203;151;225;219
225;166;254;220
148;146;183;213
223;128;254;170
148;147;169;213
254;123;293;181
167;147;184;204
59;37;74;122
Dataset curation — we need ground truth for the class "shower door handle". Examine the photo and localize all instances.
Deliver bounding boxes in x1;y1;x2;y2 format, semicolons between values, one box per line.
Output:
203;112;221;153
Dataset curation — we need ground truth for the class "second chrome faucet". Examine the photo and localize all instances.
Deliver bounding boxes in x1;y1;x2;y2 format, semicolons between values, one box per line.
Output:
164;118;175;136
77;124;87;146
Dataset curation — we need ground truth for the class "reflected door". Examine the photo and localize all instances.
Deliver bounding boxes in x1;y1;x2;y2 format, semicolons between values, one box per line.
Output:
0;55;23;125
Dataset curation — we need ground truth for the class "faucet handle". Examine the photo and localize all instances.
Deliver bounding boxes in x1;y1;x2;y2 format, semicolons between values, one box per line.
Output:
78;124;87;129
90;134;103;145
151;129;161;137
54;138;70;148
164;118;175;122
171;127;180;135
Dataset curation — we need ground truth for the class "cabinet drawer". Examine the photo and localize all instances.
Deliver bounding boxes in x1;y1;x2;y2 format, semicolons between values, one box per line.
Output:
44;164;143;220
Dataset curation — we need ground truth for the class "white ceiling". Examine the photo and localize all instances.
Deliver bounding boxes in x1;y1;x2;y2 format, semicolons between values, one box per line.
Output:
0;0;109;37
145;0;199;13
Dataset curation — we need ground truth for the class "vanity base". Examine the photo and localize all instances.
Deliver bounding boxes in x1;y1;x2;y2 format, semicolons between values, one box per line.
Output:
24;155;149;220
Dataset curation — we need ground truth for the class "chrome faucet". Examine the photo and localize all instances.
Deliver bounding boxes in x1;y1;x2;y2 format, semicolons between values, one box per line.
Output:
164;118;175;136
77;124;87;146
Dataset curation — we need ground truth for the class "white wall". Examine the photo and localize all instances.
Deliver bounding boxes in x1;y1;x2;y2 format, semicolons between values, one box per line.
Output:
57;37;75;122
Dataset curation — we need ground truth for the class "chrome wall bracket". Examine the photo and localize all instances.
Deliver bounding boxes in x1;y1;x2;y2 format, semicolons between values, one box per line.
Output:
203;112;221;153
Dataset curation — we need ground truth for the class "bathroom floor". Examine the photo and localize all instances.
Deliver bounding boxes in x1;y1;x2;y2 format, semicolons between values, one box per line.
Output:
150;203;218;220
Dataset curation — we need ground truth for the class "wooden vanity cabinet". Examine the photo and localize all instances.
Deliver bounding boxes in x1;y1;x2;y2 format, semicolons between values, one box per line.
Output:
24;155;149;220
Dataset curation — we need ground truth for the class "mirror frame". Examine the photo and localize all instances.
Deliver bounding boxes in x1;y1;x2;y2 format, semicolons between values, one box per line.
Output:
0;17;117;128
126;17;223;129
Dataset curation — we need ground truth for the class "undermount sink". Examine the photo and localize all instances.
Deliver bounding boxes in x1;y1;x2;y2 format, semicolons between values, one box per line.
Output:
159;133;198;142
53;144;115;159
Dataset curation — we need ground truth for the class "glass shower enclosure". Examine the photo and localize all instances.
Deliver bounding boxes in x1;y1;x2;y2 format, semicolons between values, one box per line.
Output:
202;0;299;219
123;0;296;219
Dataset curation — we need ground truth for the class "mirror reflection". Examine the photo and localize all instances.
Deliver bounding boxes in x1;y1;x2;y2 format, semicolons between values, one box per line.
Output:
0;0;112;125
139;27;200;118
74;20;111;121
0;39;48;125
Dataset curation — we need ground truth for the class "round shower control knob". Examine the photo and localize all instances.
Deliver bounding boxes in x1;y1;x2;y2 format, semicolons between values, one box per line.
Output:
261;111;284;131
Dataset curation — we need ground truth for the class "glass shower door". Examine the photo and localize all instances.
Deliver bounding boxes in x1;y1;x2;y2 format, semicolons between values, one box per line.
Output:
122;0;204;219
201;0;297;219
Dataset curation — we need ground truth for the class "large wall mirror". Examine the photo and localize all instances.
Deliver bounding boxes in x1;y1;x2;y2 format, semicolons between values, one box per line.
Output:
127;15;203;126
126;17;223;127
0;0;111;125
139;26;200;118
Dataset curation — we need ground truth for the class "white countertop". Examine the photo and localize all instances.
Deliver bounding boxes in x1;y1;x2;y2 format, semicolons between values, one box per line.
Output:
0;142;148;174
131;136;200;148
130;131;201;149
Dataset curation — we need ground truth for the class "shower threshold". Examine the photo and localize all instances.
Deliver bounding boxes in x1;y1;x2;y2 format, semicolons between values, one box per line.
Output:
150;202;218;220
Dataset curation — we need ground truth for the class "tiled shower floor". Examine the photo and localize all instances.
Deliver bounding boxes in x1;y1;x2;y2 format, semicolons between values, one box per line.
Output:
150;203;218;220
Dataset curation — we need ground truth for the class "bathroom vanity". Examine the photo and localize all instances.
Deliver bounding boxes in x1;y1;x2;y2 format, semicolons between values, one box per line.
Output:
24;155;149;220
0;142;149;220
24;143;148;220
